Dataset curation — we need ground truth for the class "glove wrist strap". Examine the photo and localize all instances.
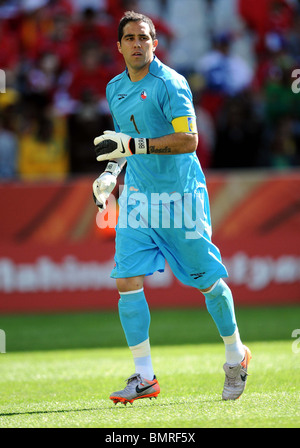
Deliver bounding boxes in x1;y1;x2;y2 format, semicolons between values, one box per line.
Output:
105;161;122;177
131;138;149;155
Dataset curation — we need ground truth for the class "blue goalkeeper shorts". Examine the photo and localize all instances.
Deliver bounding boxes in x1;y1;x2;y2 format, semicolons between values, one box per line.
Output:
110;188;228;290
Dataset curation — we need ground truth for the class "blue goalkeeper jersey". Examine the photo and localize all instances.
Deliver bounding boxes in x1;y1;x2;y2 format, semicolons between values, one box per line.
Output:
106;56;206;204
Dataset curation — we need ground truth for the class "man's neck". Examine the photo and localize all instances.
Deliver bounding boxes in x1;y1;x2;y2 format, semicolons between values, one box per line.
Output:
127;67;148;82
127;58;153;82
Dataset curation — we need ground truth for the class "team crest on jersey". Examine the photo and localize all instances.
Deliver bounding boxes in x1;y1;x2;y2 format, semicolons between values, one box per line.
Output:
140;90;147;100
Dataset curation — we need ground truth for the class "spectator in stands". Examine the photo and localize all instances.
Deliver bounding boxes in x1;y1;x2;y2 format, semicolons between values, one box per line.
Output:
0;18;20;86
0;113;19;180
18;1;52;62
0;18;19;69
43;0;74;18
196;32;254;97
0;0;20;20
212;92;265;169
71;6;117;66
285;9;300;64
67;42;114;174
67;95;113;174
24;50;61;116
262;49;300;126
238;0;294;55
35;11;77;71
194;31;254;121
68;42;112;104
267;116;299;168
18;111;69;180
188;73;216;169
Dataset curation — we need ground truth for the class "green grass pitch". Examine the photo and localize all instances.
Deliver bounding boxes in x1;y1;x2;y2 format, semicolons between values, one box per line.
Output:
0;305;299;428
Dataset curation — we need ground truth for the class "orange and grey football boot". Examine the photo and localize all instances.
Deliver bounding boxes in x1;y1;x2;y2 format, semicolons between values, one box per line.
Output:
110;373;160;405
222;346;252;400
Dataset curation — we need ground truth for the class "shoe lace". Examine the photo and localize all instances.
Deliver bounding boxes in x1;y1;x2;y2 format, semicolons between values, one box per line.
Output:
225;367;249;387
126;373;141;383
123;373;142;390
226;375;237;387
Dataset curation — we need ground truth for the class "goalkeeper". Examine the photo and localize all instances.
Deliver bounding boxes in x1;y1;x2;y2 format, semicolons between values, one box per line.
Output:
92;11;251;404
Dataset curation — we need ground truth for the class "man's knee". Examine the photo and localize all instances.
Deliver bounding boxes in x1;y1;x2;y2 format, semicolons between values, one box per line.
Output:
116;275;145;293
199;280;219;294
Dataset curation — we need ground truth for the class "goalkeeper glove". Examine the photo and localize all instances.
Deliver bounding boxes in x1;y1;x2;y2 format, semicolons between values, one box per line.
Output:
94;130;149;161
92;160;125;212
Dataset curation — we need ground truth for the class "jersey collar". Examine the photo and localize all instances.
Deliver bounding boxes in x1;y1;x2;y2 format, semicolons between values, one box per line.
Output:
125;56;161;79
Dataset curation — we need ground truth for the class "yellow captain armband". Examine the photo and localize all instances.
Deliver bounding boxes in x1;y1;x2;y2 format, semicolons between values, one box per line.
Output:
172;116;198;134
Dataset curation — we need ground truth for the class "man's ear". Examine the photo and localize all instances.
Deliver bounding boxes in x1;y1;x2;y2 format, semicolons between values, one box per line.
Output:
117;41;122;54
153;39;158;52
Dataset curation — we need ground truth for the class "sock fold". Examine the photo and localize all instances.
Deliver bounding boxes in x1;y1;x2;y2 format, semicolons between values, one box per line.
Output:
129;338;154;379
222;329;245;365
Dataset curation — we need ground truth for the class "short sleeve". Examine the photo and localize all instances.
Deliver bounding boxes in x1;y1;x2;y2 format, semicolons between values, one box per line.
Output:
159;75;196;124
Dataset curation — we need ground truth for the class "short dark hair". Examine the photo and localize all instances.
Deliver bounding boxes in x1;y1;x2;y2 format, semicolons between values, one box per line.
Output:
118;10;156;42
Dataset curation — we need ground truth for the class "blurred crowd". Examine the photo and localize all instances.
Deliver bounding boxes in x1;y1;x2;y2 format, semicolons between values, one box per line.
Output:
0;0;300;181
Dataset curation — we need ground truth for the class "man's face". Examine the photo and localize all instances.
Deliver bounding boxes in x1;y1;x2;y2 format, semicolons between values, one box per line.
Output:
117;20;158;78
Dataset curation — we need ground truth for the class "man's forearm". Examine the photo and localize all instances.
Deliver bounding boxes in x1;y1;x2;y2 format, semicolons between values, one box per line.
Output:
148;132;198;155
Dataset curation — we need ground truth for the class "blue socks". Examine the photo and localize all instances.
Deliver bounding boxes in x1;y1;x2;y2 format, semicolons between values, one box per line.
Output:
203;279;245;364
118;280;244;373
203;279;237;337
118;288;150;346
118;288;154;379
119;281;237;341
